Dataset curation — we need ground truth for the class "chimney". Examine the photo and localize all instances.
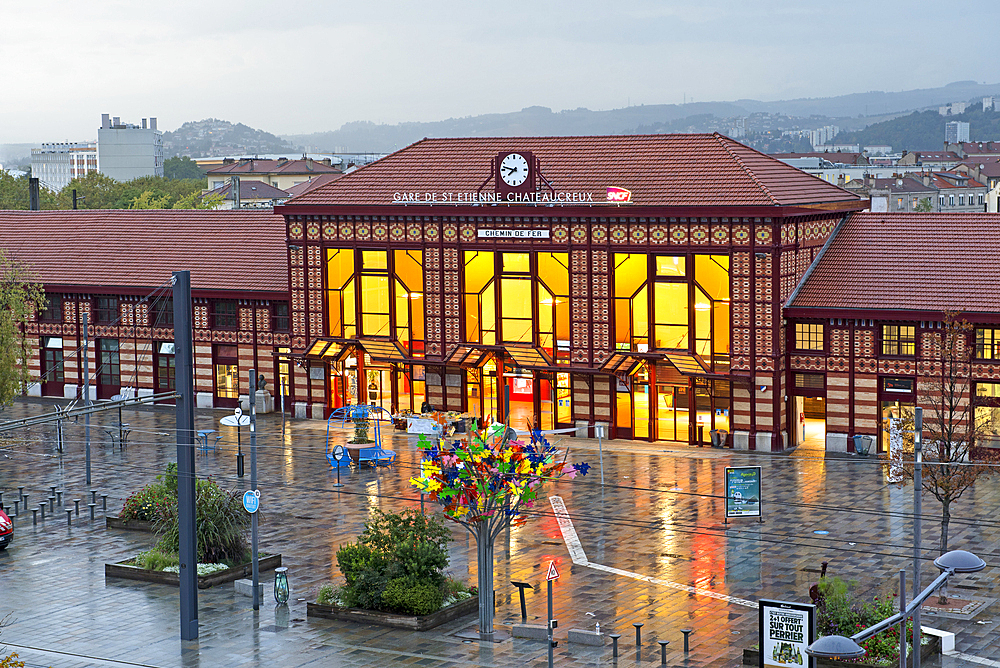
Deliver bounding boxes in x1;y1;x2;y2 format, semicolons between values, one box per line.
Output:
320;158;332;167
113;116;120;127
837;174;846;187
149;117;157;130
141;118;147;129
101;113;111;129
923;174;931;187
232;175;241;209
28;178;40;210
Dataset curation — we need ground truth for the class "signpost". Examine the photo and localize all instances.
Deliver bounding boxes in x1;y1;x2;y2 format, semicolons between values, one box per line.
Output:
759;599;815;668
546;561;559;668
248;369;260;611
725;466;762;523
331;444;346;487
220;408;250;477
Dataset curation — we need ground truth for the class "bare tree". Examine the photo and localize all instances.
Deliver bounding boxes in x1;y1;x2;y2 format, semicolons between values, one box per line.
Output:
899;313;997;600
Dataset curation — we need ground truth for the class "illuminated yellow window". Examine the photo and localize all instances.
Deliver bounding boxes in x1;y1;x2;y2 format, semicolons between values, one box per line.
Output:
654;282;688;349
976;328;998;360
394;250;424;355
881;325;915;356
795;323;824;351
655;255;686;277
614;253;649;350
502;252;530;273
326;249;356;337
537;252;569;363
361;274;389;336
464;251;496;344
500;277;532;343
361;250;387;270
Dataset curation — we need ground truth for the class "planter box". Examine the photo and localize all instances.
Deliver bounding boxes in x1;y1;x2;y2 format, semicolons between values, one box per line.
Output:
307;595;478;631
743;636;940;667
105;554;281;589
106;516;155;532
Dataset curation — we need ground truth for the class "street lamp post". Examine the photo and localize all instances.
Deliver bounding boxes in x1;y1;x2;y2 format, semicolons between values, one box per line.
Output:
805;549;985;660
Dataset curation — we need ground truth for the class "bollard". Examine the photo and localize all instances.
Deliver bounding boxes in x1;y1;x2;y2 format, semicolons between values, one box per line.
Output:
56;490;63;506
32;508;38;525
39;504;46;521
680;628;692;653
101;494;108;511
18;487;25;503
658;640;669;665
74;499;81;516
49;485;56;498
13;500;19;516
48;496;56;513
88;503;96;521
89;490;97;505
22;493;28;511
610;633;621;658
66;509;73;526
633;622;643;646
0;491;3;507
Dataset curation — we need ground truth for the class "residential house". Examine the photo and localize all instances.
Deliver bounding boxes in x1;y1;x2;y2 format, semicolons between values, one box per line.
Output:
206;158;341;191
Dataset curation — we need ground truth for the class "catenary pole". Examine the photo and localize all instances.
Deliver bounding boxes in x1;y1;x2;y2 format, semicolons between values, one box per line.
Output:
173;271;198;640
82;312;91;486
250;368;260;611
913;406;923;668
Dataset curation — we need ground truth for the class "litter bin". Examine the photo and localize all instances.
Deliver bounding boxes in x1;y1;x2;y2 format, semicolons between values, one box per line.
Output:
711;429;729;448
853;435;873;456
710;429;720;448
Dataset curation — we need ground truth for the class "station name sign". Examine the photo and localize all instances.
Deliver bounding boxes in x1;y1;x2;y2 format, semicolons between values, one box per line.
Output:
477;229;550;239
392;191;595;204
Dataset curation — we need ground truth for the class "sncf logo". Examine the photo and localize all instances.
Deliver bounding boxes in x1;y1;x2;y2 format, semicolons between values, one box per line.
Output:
606;186;632;203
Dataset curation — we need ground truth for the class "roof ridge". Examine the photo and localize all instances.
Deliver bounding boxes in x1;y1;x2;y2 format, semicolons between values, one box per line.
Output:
712;133;780;205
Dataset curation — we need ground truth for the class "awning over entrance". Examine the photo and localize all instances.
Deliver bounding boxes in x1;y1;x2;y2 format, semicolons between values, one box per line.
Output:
601;352;645;376
662;351;728;379
503;345;553;370
304;339;350;361
303;338;416;364
356;339;410;363
444;344;502;368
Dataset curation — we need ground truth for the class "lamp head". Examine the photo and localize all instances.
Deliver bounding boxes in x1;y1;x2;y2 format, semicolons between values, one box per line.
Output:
934;549;986;573
805;635;865;659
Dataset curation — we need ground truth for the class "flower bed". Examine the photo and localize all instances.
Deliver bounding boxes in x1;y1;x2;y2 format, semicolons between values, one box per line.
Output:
306;595;478;631
105;516;154;532
105;554;281;589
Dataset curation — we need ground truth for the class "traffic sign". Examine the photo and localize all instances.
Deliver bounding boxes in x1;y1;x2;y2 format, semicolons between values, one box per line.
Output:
242;489;260;514
546;561;559;581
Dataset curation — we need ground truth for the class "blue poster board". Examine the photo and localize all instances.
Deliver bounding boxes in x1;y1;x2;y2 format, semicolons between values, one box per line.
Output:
725;466;761;519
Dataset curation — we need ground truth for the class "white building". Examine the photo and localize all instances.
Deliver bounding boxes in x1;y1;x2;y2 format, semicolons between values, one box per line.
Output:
984;97;995;111
97;114;164;181
809;125;840;150
30;142;98;192
939;102;968;115
945;121;970;144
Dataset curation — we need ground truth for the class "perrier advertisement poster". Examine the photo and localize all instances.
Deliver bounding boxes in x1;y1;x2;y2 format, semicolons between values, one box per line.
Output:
725;466;761;518
759;600;815;668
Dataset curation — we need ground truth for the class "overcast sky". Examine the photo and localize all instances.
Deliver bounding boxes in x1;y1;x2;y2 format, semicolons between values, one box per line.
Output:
2;0;997;144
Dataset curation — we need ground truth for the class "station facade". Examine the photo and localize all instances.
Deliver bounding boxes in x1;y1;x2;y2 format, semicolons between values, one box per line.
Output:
277;134;865;449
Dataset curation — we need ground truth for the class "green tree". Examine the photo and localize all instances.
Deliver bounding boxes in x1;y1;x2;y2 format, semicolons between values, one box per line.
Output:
0;172;58;210
172;190;224;210
915;197;933;212
56;171;125;209
164;156;206;180
0;251;45;407
128;191;172;209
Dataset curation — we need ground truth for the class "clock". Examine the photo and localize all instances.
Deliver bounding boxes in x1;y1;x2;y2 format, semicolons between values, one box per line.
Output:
499;152;530;188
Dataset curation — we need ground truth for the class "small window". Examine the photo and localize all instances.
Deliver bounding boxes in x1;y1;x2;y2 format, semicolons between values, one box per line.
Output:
212;300;238;329
95;296;119;324
152;297;173;327
949;195;955;206
794;373;825;389
361;250;387;270
979;194;985;205
795;323;824;351
959;194;965;206
896;197;904;210
881;325;916;356
976;328;999;360
273;302;290;332
501;253;530;273
975;382;1000;399
39;295;62;322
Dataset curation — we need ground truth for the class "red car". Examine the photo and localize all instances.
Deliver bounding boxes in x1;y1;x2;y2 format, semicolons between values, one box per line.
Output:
0;507;11;550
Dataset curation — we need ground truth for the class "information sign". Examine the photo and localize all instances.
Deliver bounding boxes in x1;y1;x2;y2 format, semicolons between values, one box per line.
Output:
758;599;815;668
725;466;762;519
331;444;346;462
242;489;260;514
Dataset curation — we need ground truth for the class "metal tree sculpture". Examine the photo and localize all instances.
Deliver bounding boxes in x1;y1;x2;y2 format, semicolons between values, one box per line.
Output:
410;423;588;639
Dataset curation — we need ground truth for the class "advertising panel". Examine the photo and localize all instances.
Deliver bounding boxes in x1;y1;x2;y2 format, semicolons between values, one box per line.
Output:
725;466;762;518
758;599;815;668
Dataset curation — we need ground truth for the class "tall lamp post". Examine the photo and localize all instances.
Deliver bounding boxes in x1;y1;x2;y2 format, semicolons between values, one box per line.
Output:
805;549;985;661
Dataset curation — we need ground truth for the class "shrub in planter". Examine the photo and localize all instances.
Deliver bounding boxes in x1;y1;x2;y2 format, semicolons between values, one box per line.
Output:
816;577;912;663
155;477;251;565
332;509;455;614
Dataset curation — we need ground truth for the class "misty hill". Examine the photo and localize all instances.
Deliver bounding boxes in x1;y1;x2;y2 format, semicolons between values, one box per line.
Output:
163;119;299;158
285;81;1000;153
835;103;1000;152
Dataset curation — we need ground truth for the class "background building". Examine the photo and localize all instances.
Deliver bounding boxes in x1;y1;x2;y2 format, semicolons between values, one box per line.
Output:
30;142;98;192
97;113;164;181
946;121;971;144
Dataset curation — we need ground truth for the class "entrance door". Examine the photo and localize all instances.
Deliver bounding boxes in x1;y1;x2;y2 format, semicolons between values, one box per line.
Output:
656;384;690;442
365;367;393;413
274;347;292;411
97;339;121;400
41;337;65;397
537;374;554;431
555;372;572;430
505;370;534;431
154;342;176;404
213;344;239;408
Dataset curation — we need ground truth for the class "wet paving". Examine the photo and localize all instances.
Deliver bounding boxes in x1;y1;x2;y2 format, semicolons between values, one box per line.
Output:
1;397;998;667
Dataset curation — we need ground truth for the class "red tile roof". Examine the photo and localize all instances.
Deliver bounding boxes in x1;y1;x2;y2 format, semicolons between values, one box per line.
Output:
206;180;290;201
206;158;340;176
788;213;1000;313
284;134;861;208
0;210;287;294
771;152;868;165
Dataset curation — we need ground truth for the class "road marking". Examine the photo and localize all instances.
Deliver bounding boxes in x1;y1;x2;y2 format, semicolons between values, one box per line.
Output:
948;651;1000;667
3;644;163;668
549;495;757;609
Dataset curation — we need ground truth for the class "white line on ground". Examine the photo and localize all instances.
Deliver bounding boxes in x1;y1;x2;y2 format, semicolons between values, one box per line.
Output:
3;644;164;668
948;651;1000;667
548;495;757;609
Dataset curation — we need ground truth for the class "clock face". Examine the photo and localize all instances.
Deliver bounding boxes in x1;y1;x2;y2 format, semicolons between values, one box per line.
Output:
499;153;530;187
